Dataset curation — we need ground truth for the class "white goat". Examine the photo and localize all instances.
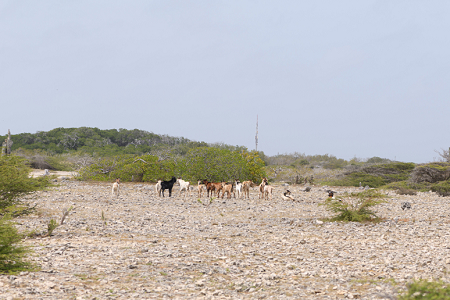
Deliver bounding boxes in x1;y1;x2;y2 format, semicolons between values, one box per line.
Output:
155;180;162;197
112;178;120;197
235;179;243;199
177;178;191;198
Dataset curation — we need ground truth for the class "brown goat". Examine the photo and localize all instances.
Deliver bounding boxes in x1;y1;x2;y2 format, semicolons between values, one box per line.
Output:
221;182;235;199
242;180;254;199
211;182;223;197
202;179;215;197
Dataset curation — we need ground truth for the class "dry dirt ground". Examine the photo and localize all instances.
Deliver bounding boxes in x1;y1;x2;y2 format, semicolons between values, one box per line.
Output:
1;179;450;300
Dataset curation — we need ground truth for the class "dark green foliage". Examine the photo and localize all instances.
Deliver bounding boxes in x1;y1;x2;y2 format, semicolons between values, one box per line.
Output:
0;215;34;273
410;162;450;184
0;156;52;210
179;148;265;183
384;179;450;196
382;181;430;192
324;162;415;188
320;190;387;222
78;155;144;182
12;148;71;171
399;280;450;300
266;152;352;169
430;180;450;197
78;148;266;183
3;127;205;156
324;173;387;188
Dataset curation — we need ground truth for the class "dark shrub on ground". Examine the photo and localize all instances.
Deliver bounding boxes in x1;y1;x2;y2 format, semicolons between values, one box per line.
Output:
410;162;450;183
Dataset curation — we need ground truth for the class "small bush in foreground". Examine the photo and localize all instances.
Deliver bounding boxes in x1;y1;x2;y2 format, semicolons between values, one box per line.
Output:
399;280;450;300
0;215;34;273
320;190;387;222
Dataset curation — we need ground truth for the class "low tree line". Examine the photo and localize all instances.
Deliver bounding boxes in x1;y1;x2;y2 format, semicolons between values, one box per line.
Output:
78;147;266;183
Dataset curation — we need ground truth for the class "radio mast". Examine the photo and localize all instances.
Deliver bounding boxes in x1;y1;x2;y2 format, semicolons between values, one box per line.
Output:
255;115;258;151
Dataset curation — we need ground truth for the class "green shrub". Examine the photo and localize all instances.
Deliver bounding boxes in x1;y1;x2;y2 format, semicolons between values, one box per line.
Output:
430;180;450;197
399;280;450;300
0;215;34;273
78;149;266;183
323;162;416;188
410;163;450;184
320;190;387;222
382;180;430;192
323;173;386;188
47;219;58;236
0;155;52;211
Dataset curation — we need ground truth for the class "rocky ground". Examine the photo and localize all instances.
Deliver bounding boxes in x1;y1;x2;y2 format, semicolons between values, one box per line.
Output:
1;180;450;300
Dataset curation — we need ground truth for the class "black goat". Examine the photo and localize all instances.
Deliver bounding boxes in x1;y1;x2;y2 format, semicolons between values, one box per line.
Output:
160;177;177;197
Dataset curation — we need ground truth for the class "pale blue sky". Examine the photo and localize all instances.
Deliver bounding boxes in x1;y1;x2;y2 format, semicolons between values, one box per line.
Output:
1;1;450;162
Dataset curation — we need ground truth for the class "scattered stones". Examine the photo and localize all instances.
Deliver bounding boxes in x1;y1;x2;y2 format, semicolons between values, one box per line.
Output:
3;181;449;299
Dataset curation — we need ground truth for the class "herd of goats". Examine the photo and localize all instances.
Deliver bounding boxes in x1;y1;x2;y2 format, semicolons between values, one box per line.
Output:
111;177;297;201
110;177;414;211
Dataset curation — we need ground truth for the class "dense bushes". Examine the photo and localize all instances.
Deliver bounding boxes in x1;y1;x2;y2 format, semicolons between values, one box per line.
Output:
3;127;207;157
323;162;416;188
78;148;266;183
410;162;450;183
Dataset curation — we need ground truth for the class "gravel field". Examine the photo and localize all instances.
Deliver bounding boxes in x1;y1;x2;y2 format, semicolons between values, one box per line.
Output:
2;180;450;300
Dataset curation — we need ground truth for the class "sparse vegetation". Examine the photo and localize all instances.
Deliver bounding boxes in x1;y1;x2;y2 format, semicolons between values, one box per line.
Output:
0;215;34;273
47;219;58;236
399;280;450;300
323;162;415;188
320;190;388;222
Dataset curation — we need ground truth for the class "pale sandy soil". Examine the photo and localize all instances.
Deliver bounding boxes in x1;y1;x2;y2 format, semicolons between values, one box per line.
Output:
1;180;450;299
29;169;78;179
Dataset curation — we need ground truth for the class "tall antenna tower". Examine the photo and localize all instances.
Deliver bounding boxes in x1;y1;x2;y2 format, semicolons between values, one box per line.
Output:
255;115;258;151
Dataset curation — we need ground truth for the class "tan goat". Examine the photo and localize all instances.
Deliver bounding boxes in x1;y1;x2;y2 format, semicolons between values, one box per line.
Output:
221;182;235;199
242;180;254;199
